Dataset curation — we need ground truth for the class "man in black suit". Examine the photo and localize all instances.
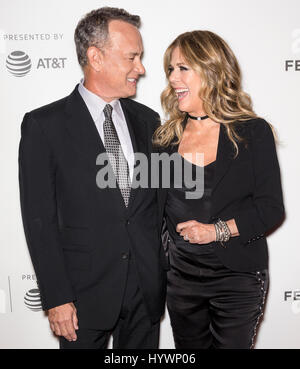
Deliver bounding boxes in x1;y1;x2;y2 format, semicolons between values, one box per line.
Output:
18;7;167;349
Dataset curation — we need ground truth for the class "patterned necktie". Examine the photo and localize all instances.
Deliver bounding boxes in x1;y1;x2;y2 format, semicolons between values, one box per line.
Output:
103;104;131;207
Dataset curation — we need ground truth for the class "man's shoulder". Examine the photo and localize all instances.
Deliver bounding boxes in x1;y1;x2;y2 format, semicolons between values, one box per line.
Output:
21;86;78;137
27;95;69;122
22;86;79;134
120;98;159;118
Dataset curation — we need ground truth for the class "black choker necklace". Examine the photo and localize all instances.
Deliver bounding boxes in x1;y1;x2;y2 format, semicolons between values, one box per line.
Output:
187;113;209;121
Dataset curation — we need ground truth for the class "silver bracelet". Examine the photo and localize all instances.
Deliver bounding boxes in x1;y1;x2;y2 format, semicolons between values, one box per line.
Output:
214;219;231;247
214;221;222;241
220;220;231;242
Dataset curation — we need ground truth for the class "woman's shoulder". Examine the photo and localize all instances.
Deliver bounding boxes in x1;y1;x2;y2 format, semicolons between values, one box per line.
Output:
234;117;269;129
233;117;274;140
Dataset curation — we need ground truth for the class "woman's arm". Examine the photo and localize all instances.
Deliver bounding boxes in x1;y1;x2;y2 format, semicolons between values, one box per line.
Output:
232;119;284;245
177;119;284;245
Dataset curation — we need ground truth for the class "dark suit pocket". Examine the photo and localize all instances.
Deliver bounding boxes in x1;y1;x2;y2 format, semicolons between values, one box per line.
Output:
60;226;90;250
63;249;91;270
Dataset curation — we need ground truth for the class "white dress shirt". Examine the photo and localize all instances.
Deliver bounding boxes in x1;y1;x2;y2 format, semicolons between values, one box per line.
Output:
78;81;135;181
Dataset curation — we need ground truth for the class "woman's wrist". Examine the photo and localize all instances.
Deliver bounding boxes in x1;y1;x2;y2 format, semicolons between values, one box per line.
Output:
226;219;239;237
212;218;240;246
211;224;217;242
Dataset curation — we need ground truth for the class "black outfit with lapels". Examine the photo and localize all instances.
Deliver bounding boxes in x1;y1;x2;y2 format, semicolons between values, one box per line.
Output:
158;117;284;349
18;85;168;348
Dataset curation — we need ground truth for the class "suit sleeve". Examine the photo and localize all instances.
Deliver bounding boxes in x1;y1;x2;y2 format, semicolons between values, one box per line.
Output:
233;120;285;245
18;113;76;310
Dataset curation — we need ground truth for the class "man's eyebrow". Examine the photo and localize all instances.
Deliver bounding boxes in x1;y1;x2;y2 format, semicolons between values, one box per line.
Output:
126;51;144;56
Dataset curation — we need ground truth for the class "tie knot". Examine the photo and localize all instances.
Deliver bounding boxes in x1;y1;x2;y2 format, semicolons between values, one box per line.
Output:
103;104;113;119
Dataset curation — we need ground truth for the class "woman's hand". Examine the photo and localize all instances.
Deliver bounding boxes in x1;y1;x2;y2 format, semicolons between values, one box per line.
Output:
176;220;216;244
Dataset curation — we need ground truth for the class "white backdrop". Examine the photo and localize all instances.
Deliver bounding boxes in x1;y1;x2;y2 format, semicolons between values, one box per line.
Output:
0;0;299;349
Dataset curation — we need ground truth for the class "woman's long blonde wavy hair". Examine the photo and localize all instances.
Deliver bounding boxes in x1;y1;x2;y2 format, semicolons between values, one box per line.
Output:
153;30;258;155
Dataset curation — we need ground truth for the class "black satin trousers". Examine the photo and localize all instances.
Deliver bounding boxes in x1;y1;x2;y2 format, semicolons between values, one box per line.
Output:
167;242;269;349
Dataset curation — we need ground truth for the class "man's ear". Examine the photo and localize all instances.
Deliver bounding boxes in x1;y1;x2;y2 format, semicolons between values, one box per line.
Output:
86;46;104;72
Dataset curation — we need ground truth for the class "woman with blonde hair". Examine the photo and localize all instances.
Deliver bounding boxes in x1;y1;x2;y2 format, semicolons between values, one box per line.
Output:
155;30;284;349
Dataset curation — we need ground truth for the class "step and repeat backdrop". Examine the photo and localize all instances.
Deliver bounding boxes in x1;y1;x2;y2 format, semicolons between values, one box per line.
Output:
0;0;299;349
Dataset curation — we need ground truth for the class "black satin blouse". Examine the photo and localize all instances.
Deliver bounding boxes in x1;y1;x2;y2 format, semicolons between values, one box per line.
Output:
165;153;216;254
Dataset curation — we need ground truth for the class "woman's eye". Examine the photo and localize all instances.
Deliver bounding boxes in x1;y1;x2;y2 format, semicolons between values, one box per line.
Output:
167;67;174;74
179;66;188;71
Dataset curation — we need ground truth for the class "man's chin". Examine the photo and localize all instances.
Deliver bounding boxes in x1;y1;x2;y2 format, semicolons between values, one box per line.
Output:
122;87;137;99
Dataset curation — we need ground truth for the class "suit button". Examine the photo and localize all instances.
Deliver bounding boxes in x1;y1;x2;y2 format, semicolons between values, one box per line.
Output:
125;220;130;225
122;253;129;260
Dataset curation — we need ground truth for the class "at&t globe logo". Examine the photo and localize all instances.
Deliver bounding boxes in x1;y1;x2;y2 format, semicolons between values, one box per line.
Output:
6;50;32;77
24;288;42;312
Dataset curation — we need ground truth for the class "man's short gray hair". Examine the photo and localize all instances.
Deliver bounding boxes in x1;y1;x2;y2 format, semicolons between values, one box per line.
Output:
74;7;141;68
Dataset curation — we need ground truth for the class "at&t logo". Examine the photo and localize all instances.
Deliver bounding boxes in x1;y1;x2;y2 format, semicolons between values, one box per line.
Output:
6;50;32;77
24;288;42;312
6;50;67;77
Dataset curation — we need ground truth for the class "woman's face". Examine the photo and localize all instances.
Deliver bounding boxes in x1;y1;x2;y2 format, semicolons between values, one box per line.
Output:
168;47;204;116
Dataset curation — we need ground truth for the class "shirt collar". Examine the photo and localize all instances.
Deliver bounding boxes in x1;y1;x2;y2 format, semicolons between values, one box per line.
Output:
78;79;122;122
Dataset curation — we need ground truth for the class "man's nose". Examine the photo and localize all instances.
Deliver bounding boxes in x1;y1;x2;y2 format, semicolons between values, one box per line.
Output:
135;59;145;75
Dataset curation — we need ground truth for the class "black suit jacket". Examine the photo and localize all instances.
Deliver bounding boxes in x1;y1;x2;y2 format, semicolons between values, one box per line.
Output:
18;85;167;329
158;118;285;272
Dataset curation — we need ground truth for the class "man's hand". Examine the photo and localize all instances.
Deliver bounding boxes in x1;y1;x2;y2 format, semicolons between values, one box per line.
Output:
48;302;78;341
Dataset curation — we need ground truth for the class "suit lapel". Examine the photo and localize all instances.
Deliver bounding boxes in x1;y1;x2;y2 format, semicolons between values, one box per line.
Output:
63;88;153;210
64;85;106;170
63;86;128;214
211;123;235;193
119;99;139;154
